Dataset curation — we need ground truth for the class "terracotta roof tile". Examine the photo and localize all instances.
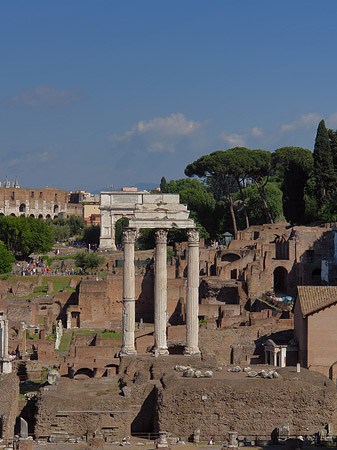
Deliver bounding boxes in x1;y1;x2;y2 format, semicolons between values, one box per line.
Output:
297;286;337;316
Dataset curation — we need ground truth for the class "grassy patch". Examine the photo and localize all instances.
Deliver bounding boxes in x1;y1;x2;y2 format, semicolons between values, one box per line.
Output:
56;330;73;353
26;329;39;339
75;329;97;336
102;330;123;339
75;329;122;339
96;383;119;396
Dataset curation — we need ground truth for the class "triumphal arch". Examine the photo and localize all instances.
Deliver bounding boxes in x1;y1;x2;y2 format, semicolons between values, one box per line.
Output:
99;191;200;356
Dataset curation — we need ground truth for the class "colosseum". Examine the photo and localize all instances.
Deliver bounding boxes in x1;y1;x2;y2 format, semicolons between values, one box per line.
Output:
0;179;68;219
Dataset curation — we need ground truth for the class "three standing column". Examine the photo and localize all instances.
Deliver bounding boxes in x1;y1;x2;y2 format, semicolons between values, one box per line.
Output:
153;229;169;355
120;226;200;357
120;228;137;355
184;228;201;355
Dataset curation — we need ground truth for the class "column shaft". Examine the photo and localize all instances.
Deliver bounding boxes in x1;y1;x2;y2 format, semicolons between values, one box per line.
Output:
153;229;169;355
184;229;201;355
121;228;137;355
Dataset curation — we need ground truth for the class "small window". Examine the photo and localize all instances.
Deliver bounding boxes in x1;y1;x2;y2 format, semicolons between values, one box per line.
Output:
11;191;15;200
306;250;314;263
39;192;43;198
230;269;237;279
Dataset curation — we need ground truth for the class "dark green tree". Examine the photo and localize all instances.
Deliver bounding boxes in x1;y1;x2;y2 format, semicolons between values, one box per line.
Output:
272;147;313;224
244;149;273;223
328;128;337;173
0;240;15;274
313;120;336;208
243;182;283;225
185;148;274;237
0;216;53;259
115;218;129;246
185;152;239;237
160;176;168;193
67;215;85;236
164;178;216;235
51;223;71;242
83;225;100;246
75;251;104;272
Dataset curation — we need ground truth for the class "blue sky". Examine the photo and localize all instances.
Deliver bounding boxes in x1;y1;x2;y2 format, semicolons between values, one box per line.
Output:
1;1;337;192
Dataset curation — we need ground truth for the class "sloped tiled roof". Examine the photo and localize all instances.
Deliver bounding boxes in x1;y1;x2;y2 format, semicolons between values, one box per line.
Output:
297;286;337;317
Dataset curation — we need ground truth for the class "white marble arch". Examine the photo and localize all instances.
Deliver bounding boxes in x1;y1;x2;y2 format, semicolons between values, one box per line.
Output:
99;191;195;250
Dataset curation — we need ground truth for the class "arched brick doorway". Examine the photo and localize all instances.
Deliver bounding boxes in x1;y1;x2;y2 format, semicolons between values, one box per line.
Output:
273;266;288;295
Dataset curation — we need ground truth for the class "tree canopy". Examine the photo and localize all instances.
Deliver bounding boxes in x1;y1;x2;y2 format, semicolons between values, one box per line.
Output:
75;251;104;272
0;241;15;274
185;147;274;237
272;147;313;224
0;216;54;259
314;120;336;207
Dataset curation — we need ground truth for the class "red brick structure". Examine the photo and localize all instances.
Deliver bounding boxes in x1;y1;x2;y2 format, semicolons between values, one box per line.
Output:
294;285;337;379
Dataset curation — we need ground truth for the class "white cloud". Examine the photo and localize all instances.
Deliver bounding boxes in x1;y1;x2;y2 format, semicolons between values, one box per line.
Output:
219;127;263;147
110;113;206;153
219;132;246;147
327;113;337;128
251;127;263;137
281;113;321;132
7;85;82;108
8;151;50;168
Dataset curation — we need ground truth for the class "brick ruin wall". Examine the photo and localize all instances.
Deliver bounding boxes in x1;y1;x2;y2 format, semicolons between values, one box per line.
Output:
156;369;337;440
34;378;131;440
198;324;294;366
0;373;19;439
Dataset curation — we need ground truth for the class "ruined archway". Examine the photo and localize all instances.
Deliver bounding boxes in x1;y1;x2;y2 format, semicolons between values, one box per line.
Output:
221;253;240;262
74;368;94;378
273;266;288;295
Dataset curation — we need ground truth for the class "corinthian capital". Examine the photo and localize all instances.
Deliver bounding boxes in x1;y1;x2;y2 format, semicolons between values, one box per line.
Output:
155;229;168;244
123;228;137;244
187;228;199;244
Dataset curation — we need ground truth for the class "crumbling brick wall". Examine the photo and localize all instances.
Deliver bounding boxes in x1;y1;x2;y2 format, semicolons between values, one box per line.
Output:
156;368;337;440
0;373;19;439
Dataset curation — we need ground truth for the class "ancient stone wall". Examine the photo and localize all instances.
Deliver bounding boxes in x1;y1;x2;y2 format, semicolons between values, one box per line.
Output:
34;378;131;440
199;324;293;366
156;369;337;440
0;373;19;439
0;187;68;219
